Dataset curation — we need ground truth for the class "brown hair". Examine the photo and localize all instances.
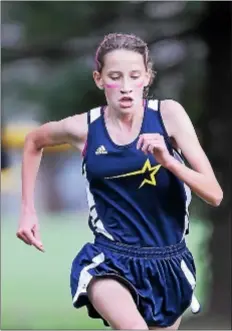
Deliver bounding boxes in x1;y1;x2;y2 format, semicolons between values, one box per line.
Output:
95;33;156;98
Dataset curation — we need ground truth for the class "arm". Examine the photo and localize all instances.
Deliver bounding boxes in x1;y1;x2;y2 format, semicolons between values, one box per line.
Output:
17;113;88;251
160;99;223;206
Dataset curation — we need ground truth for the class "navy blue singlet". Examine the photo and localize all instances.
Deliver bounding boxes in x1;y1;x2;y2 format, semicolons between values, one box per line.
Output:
82;99;191;247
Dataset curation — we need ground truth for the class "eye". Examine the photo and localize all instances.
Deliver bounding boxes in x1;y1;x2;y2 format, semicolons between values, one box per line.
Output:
131;75;140;80
131;71;141;79
110;76;120;80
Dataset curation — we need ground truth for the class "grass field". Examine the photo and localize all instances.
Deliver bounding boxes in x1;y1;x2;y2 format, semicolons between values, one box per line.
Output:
1;212;213;330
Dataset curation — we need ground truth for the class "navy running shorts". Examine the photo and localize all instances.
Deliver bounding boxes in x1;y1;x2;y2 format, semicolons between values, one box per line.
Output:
70;234;199;327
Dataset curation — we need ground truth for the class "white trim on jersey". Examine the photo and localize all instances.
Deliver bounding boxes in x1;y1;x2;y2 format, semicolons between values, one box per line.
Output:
148;99;158;111
89;106;101;123
72;253;105;304
183;182;191;238
82;162;114;241
172;150;192;240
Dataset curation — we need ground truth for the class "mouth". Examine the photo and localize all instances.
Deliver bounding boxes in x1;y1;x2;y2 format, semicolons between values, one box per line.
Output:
119;97;133;109
119;97;133;102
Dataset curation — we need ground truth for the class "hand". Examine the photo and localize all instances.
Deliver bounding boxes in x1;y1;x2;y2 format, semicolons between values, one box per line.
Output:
16;212;44;252
137;133;173;168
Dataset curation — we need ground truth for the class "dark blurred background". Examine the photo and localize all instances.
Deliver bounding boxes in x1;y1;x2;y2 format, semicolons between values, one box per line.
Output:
1;1;231;330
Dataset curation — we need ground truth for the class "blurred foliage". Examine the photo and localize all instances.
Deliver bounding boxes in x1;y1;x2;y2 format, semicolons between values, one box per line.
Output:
2;1;208;122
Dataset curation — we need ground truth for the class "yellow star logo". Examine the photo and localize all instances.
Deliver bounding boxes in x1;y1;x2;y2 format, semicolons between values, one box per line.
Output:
105;159;161;189
138;159;161;188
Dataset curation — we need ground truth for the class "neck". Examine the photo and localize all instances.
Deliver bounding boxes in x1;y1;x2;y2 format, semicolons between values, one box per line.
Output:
107;102;144;130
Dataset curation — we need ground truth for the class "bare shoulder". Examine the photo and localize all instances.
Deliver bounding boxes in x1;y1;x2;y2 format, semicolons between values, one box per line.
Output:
160;99;192;137
63;112;88;139
160;99;187;121
59;112;88;150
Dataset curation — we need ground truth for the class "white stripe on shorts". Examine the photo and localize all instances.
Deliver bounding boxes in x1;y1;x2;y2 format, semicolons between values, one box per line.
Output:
73;252;105;304
181;259;200;313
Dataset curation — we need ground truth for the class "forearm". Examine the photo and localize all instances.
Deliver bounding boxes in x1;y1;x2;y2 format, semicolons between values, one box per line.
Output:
166;157;223;206
21;134;43;213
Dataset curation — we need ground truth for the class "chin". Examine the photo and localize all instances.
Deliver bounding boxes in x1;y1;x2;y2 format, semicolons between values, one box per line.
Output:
119;106;135;115
109;103;131;112
108;102;137;115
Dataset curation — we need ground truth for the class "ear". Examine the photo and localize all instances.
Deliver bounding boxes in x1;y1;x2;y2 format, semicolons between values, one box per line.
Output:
93;71;104;90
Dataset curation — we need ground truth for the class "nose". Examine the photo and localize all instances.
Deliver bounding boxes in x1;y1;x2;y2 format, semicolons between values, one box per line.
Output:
120;79;132;94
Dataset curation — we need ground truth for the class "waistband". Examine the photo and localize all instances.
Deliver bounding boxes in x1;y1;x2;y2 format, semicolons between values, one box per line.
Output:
94;235;187;258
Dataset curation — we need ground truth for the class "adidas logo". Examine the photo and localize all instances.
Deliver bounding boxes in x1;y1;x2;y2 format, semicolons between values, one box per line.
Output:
95;145;108;155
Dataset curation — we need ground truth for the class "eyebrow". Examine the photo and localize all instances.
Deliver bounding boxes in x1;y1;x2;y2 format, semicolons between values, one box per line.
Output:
107;71;121;75
107;70;141;75
131;70;141;74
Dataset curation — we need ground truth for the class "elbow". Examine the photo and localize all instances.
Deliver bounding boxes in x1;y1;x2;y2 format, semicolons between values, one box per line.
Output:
24;131;42;152
24;131;35;144
209;188;223;207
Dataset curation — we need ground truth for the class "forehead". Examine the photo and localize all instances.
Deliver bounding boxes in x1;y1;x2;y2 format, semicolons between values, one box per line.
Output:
103;49;145;71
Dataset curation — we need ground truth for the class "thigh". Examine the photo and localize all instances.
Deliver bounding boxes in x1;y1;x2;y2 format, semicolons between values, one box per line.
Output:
149;317;182;330
87;277;148;330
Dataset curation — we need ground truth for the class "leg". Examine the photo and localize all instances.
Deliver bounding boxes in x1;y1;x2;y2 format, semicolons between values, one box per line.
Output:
87;277;148;330
149;317;182;330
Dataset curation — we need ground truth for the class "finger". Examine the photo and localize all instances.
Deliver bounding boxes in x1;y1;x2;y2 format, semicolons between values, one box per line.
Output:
144;134;163;141
32;227;44;252
16;232;32;245
136;135;144;150
148;137;164;145
140;138;157;154
17;230;44;251
31;238;45;252
141;138;157;150
141;141;151;154
19;230;34;244
32;225;41;242
151;133;162;139
147;144;155;154
147;142;163;154
24;230;45;252
33;242;45;252
152;144;164;152
31;236;44;252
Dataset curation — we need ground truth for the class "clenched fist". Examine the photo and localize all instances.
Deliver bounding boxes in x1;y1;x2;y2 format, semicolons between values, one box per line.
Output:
137;133;173;168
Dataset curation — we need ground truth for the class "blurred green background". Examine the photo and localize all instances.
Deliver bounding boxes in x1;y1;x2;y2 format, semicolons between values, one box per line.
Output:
1;1;231;330
2;213;212;330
